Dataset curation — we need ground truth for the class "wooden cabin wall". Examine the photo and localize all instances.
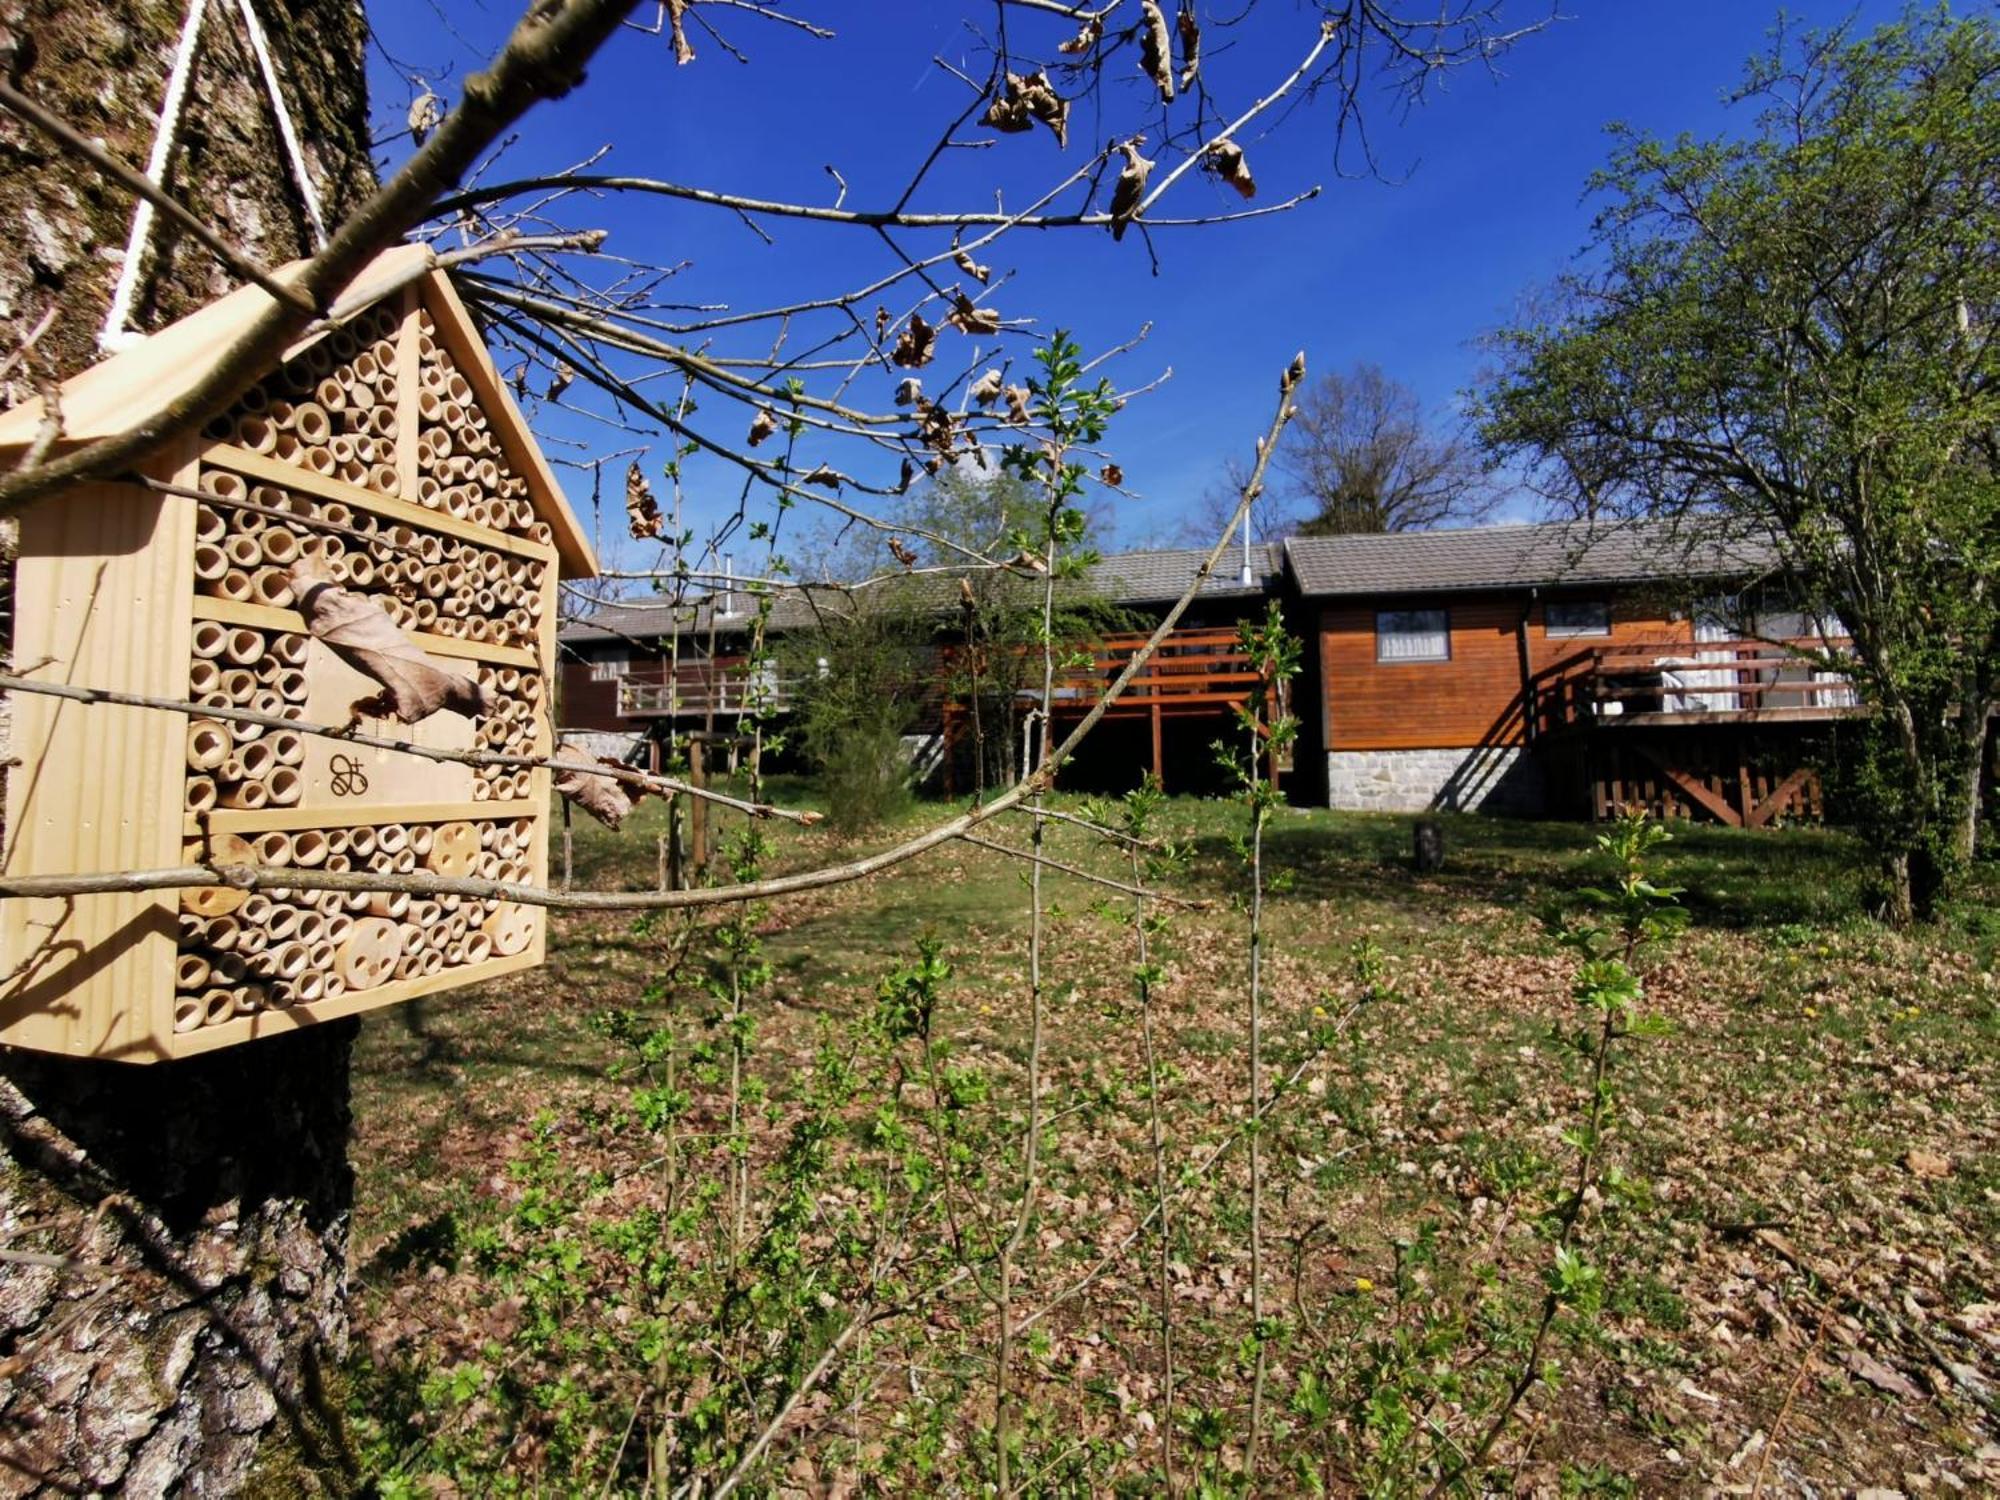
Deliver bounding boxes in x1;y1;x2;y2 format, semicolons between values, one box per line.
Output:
1316;589;1695;752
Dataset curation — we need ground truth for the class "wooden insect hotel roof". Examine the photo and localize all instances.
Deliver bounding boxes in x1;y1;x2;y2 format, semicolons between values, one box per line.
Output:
0;245;595;1062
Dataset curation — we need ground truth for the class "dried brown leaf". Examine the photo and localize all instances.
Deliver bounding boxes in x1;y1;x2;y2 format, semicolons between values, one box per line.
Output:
546;361;574;401
665;0;696;65
747;409;778;447
407;90;444;147
953;248;992;284
946;293;1002;337
984;71;1068;148
894;376;923;407
1109;139;1154;242
1139;2;1175;103
1206;139;1256;200
888;537;918;568
968;369;1003;407
288;567;486;725
625;462;663;539
554;750;637;829
1100;462;1124;487
1177;5;1202;90
1003;384;1032;425
801;464;842;490
892;311;938;368
1059;16;1103;54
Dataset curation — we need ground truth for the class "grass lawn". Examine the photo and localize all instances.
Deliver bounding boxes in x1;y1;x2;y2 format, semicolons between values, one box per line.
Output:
344;786;2000;1494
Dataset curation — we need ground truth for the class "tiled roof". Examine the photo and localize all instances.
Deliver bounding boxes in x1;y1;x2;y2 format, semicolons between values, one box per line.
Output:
1283;519;1779;598
560;543;1283;645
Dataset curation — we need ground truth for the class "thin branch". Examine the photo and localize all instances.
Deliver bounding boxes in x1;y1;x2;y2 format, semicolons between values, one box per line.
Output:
957;833;1207;907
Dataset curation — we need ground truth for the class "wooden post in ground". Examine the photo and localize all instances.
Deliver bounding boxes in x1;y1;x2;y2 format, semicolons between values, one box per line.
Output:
666;792;685;890
1150;701;1164;791
689;738;709;880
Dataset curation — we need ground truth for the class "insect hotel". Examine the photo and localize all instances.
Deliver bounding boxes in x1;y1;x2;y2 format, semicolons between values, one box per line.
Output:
0;244;597;1061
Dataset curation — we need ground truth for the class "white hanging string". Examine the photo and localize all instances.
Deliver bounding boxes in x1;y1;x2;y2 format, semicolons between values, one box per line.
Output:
98;0;211;354
231;0;328;249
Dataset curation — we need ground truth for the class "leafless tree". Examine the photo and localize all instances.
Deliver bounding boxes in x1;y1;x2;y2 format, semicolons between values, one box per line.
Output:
1274;360;1497;535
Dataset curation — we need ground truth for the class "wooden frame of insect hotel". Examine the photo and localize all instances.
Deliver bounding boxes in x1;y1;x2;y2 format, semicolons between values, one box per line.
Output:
0;245;598;1061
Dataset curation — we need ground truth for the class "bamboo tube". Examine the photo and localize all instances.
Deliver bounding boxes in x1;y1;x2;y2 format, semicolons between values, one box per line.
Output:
217;569;254;603
329;434;357;465
224;534;260;570
271;432;302;465
366;404;397;438
273;670;308;705
268;941;311;983
295;909;327;945
325;913;353;944
412;600;439;630
258;528;301;567
207;914;243;952
290;401;331;445
234;414;277;454
220;779;269;811
324;827;351;856
314;375;346;411
328;327;360;361
337;460;367;487
198;989;235;1026
347;825;376;857
324;854;353;874
340;554;376;588
252;830;291;867
375;823;410;856
263;902;301;944
193;544;229;585
290;827;328;867
366;888;410;920
272;632;310;667
299;446;336;477
202;412;235;443
292;971;326;1004
221;669;256;704
350;349;379;384
462;931;493;966
303;340;334;376
267;767;303;807
174;996;205;1033
184;775;217;812
186;719;230;772
369;464;399;493
393;952;423;982
233;984;267;1018
443;487;471;520
196;505;226;543
238;893;273;928
219;628;262;667
199;469;249;503
419;948;445;977
188;660;222;698
252;570;293;608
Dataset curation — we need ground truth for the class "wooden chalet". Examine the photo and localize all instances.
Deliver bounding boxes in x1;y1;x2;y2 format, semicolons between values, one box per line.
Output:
1285;521;1862;827
559;518;1969;829
558;545;1285;791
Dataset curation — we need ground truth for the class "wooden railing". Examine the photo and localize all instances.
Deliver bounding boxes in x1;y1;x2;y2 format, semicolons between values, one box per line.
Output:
1551;637;1858;725
615;656;795;717
1042;627;1263;716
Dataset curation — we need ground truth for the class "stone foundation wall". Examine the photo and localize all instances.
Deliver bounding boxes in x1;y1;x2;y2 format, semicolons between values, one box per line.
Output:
1326;745;1545;815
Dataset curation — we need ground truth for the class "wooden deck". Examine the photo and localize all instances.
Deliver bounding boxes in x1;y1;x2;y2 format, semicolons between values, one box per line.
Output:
1548;636;1858;728
1535;637;1859;827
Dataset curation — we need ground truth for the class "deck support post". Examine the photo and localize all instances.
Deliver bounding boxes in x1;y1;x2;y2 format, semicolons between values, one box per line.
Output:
1150;701;1164;790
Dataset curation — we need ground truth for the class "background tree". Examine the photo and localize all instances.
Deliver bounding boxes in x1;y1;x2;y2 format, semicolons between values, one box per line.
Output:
1274;360;1496;535
1478;6;1999;923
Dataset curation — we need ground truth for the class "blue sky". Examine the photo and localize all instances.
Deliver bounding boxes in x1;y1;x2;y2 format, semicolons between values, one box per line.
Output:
365;1;1913;567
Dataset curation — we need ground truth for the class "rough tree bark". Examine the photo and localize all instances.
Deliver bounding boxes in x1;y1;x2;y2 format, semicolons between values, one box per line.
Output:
0;1;374;1491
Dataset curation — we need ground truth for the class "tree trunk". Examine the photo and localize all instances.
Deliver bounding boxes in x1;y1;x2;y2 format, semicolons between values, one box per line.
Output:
0;1;373;1491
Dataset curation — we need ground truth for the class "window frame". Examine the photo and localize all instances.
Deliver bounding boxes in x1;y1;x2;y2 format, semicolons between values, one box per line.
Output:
1543;599;1613;639
1374;607;1452;664
589;650;632;683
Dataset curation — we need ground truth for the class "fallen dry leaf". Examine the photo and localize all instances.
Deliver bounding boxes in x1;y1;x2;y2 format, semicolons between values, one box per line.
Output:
553;750;637;829
625;462;662;540
892;312;938;369
1139;2;1175;103
288;566;486;724
1904;1147;1952;1179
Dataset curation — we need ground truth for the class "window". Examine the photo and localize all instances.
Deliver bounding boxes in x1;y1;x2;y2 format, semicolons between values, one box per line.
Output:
1376;608;1450;663
1545;600;1611;638
590;651;631;682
